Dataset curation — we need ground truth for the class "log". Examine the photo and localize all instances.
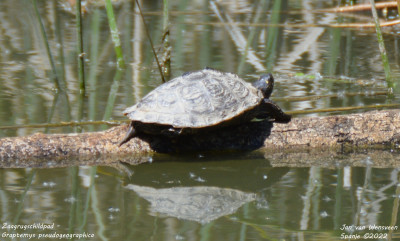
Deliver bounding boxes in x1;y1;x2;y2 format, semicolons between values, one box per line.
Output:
265;109;400;148
0;109;399;168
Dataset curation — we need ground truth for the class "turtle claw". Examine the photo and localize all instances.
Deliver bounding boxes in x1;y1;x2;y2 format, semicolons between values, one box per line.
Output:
119;123;136;146
260;99;291;123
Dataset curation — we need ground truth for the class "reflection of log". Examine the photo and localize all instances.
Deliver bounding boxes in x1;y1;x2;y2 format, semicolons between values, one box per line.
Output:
0;110;399;168
268;149;400;168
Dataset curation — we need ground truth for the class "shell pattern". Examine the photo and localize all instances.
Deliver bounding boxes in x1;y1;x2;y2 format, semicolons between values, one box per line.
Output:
123;69;263;128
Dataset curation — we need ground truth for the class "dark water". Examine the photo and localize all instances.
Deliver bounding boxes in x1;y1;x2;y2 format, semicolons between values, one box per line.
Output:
1;154;400;240
1;0;400;240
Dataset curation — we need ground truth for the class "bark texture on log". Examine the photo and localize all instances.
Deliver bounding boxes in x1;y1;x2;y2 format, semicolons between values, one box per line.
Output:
0;126;153;168
0;109;399;168
266;109;400;148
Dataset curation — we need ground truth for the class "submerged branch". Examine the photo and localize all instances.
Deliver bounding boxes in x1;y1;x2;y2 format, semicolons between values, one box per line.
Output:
189;19;400;28
330;19;400;28
325;1;398;13
0;110;399;168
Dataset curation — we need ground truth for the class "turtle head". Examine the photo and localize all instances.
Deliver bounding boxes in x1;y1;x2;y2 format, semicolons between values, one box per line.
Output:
253;74;274;98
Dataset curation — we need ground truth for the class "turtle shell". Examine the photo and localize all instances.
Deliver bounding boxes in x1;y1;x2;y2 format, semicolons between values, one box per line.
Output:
123;69;263;128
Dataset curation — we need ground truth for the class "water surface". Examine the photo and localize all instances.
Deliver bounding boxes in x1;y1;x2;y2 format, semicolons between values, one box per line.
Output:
1;0;400;240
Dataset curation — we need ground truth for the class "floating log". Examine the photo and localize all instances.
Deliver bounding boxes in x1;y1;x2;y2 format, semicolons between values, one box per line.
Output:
0;109;399;168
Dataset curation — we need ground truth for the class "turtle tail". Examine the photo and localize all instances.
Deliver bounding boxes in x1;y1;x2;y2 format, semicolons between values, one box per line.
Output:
119;122;137;146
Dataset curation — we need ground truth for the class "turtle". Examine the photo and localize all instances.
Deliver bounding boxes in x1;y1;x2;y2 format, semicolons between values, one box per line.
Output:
119;68;291;146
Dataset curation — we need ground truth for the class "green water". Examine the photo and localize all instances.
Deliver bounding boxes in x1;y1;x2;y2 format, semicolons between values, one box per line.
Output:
1;155;400;240
1;0;400;240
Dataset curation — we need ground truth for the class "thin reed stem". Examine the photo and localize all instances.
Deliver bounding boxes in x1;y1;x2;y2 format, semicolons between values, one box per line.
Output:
135;0;166;83
88;9;101;130
103;69;124;121
162;0;171;79
104;0;125;70
369;0;392;85
103;0;126;121
287;103;400;115
397;0;400;17
76;0;86;94
13;170;37;224
32;0;60;90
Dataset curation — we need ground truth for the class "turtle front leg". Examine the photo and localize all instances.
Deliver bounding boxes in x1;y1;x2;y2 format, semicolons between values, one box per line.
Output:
119;122;137;146
258;99;291;123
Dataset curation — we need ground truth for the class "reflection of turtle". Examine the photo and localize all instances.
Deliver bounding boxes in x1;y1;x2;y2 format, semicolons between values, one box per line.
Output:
120;68;291;146
125;184;256;224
